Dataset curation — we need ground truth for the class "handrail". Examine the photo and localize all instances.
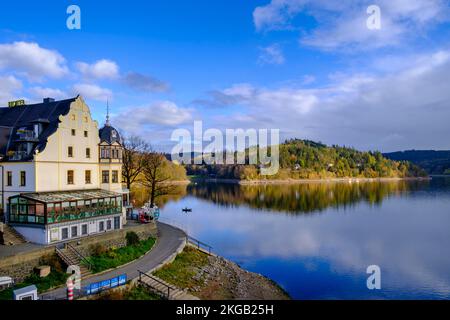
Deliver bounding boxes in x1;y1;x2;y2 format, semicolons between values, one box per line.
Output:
67;243;93;271
186;235;213;255
138;270;175;299
55;247;73;266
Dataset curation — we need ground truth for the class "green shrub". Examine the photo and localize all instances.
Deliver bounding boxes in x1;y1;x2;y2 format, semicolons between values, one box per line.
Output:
126;231;140;246
90;243;108;257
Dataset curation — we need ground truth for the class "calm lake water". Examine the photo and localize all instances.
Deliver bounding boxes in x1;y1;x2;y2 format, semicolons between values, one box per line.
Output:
155;177;450;300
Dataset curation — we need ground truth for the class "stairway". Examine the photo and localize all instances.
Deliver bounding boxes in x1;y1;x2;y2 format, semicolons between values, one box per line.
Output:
56;246;92;279
1;223;27;245
139;272;199;300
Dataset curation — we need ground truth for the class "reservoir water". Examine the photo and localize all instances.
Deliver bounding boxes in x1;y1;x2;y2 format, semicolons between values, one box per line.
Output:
153;177;450;299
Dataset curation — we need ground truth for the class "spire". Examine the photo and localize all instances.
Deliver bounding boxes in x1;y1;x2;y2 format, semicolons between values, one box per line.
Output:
106;99;110;126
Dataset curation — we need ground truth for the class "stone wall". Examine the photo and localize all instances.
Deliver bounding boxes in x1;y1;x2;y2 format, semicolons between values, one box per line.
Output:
0;222;157;283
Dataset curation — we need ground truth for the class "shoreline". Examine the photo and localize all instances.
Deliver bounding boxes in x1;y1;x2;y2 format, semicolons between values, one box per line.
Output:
189;176;431;185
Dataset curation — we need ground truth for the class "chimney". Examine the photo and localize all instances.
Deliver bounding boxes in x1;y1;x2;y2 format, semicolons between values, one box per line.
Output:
43;98;55;103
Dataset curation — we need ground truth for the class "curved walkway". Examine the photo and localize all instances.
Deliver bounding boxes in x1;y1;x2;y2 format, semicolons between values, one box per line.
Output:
40;222;187;300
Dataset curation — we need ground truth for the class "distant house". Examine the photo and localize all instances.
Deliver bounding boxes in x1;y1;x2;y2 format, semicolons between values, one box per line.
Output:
0;96;131;244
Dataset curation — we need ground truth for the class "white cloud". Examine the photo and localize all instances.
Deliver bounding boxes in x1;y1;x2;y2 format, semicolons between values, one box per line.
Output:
203;49;450;151
113;101;193;136
258;44;286;65
122;72;169;93
253;0;450;50
0;75;22;105
76;59;119;80
73;83;112;101
29;86;67;100
0;42;68;80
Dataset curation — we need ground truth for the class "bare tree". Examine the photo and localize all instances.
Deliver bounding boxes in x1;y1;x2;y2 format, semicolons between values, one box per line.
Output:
122;135;150;190
141;152;176;207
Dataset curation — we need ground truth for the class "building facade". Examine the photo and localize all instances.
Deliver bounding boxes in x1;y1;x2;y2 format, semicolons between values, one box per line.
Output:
0;96;131;244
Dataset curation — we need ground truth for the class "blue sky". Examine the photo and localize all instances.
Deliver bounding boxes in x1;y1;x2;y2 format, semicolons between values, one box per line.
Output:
1;0;450;152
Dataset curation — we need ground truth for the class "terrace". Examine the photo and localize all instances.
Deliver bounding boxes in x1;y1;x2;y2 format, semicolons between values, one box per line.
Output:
8;189;123;225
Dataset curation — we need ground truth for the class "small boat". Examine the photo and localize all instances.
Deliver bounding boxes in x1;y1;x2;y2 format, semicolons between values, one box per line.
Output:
182;207;192;213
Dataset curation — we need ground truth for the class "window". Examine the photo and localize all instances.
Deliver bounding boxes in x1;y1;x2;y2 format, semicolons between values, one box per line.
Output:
67;170;74;185
20;171;26;187
62;228;69;240
81;224;88;235
107;220;112;230
85;170;91;184
71;129;76;136
99;221;105;232
6;171;12;186
83;116;88;123
86;148;91;158
114;217;120;230
102;170;109;184
71;226;78;238
112;170;119;183
71;114;76;121
68;146;73;158
84;131;88;137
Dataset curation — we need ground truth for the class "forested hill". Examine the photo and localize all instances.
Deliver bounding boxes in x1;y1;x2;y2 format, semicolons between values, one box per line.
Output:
384;150;450;175
185;139;428;180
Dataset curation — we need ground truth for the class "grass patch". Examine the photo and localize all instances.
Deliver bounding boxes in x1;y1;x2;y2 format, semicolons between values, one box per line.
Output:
85;237;156;274
0;271;68;300
153;246;209;289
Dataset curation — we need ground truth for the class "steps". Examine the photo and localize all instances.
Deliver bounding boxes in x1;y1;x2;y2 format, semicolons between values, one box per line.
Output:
56;246;92;279
139;273;199;300
0;223;27;245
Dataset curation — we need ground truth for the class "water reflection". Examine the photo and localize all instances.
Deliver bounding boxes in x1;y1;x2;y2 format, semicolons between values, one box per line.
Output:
187;180;430;214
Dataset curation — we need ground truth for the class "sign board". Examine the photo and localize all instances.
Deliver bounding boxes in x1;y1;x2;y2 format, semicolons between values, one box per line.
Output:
8;100;25;108
85;274;127;295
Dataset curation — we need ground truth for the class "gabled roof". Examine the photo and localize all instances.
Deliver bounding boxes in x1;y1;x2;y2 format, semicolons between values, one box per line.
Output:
0;97;78;161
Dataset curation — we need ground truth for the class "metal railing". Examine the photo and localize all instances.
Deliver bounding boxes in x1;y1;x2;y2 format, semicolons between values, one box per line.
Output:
186;236;213;255
138;270;175;300
67;243;93;271
55;247;74;266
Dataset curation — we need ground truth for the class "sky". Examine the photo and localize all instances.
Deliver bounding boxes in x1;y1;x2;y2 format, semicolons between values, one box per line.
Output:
0;0;450;152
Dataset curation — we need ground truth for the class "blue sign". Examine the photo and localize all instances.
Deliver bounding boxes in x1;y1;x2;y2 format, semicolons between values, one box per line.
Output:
84;274;127;295
110;277;119;288
119;275;127;285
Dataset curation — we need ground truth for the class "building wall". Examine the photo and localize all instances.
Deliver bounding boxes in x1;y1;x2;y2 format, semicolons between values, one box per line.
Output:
1;162;36;201
35;97;101;192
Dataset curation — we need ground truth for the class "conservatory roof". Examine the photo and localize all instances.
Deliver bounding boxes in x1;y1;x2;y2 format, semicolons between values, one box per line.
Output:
15;189;122;203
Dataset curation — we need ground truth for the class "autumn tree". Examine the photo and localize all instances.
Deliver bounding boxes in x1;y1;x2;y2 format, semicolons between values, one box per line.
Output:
141;152;177;207
122;135;150;190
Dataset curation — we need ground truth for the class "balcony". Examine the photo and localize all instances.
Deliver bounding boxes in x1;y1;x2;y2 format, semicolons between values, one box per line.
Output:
15;130;39;142
8;151;29;161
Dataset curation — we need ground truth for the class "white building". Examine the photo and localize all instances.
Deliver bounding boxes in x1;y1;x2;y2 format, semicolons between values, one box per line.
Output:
0;96;131;244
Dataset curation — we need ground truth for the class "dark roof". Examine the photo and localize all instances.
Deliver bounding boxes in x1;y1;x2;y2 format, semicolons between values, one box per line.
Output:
0;97;78;161
99;125;121;145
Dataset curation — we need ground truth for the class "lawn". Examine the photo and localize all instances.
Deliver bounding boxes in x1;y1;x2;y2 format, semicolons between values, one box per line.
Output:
85;237;156;273
153;246;209;289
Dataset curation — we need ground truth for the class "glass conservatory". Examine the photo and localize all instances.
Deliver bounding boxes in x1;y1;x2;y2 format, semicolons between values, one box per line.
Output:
8;189;123;225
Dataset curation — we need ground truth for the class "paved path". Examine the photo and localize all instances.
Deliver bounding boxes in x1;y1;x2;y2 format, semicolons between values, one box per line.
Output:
40;222;187;300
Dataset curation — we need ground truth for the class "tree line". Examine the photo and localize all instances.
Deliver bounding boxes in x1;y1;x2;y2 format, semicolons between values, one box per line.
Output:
186;139;428;180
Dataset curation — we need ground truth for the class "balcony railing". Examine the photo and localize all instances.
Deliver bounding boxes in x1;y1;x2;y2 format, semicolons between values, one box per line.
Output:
8;151;29;161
